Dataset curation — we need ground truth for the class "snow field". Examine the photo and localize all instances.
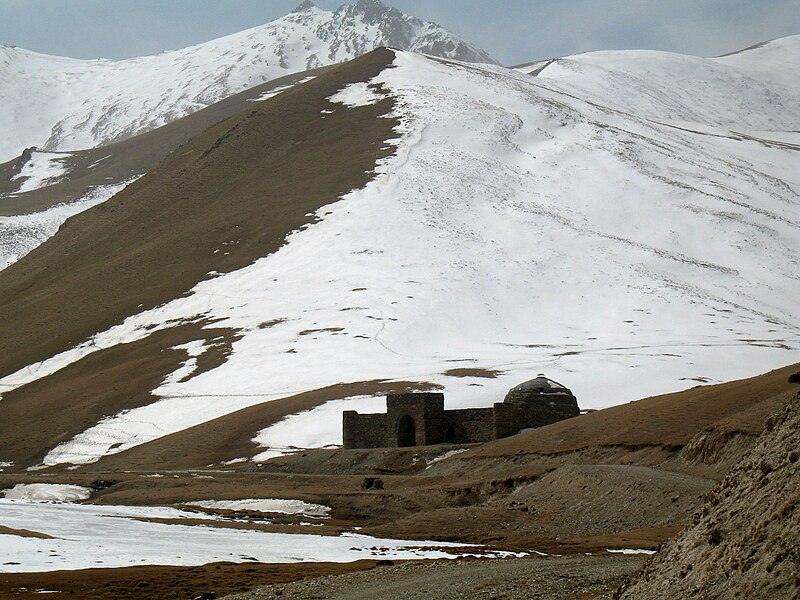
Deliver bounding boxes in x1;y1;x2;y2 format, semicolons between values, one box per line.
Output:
0;500;488;572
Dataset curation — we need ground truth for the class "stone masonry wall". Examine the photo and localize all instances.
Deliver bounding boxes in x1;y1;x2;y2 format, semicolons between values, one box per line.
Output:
343;411;387;449
386;393;446;446
444;408;495;444
344;393;579;449
493;402;578;439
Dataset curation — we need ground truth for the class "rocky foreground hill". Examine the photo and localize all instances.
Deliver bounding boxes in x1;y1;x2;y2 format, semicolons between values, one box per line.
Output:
618;390;800;599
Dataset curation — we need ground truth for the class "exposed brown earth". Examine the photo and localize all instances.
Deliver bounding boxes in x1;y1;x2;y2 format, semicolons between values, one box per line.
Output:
0;561;379;600
0;526;52;540
0;67;333;215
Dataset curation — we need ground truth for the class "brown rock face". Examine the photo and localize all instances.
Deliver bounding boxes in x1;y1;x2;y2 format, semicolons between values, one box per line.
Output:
617;391;800;599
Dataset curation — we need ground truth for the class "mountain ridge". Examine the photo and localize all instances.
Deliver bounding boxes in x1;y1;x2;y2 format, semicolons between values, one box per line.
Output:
0;0;495;163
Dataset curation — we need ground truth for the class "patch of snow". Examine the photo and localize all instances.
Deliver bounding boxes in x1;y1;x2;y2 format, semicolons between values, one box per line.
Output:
607;548;657;555
329;82;387;107
159;340;207;387
253;395;383;458
187;499;330;517
0;178;137;271
86;154;112;169
249;449;287;463
426;448;469;468
2;484;91;502
248;77;316;102
0;500;478;572
10;151;72;193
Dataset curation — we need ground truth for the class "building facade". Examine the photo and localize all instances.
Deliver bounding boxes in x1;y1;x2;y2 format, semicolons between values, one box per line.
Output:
342;375;580;449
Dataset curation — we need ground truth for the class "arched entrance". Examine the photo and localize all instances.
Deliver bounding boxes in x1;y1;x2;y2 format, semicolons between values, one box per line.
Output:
397;414;416;447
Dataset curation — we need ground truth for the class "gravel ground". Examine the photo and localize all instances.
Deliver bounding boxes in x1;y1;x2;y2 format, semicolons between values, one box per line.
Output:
223;555;645;600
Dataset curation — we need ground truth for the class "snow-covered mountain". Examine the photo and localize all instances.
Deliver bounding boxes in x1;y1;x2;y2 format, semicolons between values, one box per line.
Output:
0;0;495;163
0;36;798;472
517;35;800;130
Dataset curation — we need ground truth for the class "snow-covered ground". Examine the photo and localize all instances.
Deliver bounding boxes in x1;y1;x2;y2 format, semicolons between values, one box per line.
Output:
524;36;800;130
0;0;494;163
0;178;136;271
187;499;330;517
1;39;798;467
9;151;72;194
1;484;91;502
253;395;381;460
0;500;483;572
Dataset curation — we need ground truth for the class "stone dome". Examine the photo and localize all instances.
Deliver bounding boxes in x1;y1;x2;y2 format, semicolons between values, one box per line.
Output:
503;374;578;407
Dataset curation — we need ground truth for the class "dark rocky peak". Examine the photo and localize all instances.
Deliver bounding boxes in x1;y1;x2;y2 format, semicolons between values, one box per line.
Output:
292;0;317;12
347;0;402;25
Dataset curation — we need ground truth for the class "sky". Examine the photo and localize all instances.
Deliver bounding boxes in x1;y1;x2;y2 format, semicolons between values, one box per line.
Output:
0;0;798;65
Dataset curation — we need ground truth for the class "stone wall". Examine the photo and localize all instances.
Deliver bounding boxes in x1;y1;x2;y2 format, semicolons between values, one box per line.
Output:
493;402;578;439
444;408;495;444
343;411;387;449
386;393;446;446
343;392;580;449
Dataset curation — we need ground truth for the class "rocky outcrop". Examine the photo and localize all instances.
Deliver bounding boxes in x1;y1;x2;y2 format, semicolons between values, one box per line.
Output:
617;391;800;599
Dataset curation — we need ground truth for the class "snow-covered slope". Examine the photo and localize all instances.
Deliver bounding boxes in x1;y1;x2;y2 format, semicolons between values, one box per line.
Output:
2;38;797;468
522;34;800;130
0;0;495;163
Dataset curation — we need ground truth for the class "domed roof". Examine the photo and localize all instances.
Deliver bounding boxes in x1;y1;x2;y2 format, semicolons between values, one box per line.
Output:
509;374;571;395
503;374;577;406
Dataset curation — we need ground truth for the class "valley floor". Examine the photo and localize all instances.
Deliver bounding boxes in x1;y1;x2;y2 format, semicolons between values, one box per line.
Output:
224;554;646;600
0;364;797;599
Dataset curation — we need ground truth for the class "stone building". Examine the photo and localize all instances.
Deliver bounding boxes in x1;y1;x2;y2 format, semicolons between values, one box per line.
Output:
342;375;579;449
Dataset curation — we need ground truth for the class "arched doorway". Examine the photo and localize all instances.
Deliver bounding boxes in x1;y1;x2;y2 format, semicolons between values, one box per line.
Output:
397;415;416;447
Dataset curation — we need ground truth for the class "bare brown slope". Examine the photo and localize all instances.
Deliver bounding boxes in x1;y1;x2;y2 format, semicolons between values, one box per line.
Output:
0;48;398;381
467;363;800;458
0;323;237;468
0;67;332;215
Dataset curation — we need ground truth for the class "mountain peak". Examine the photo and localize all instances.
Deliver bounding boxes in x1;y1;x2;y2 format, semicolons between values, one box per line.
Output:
292;0;317;12
349;0;397;24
